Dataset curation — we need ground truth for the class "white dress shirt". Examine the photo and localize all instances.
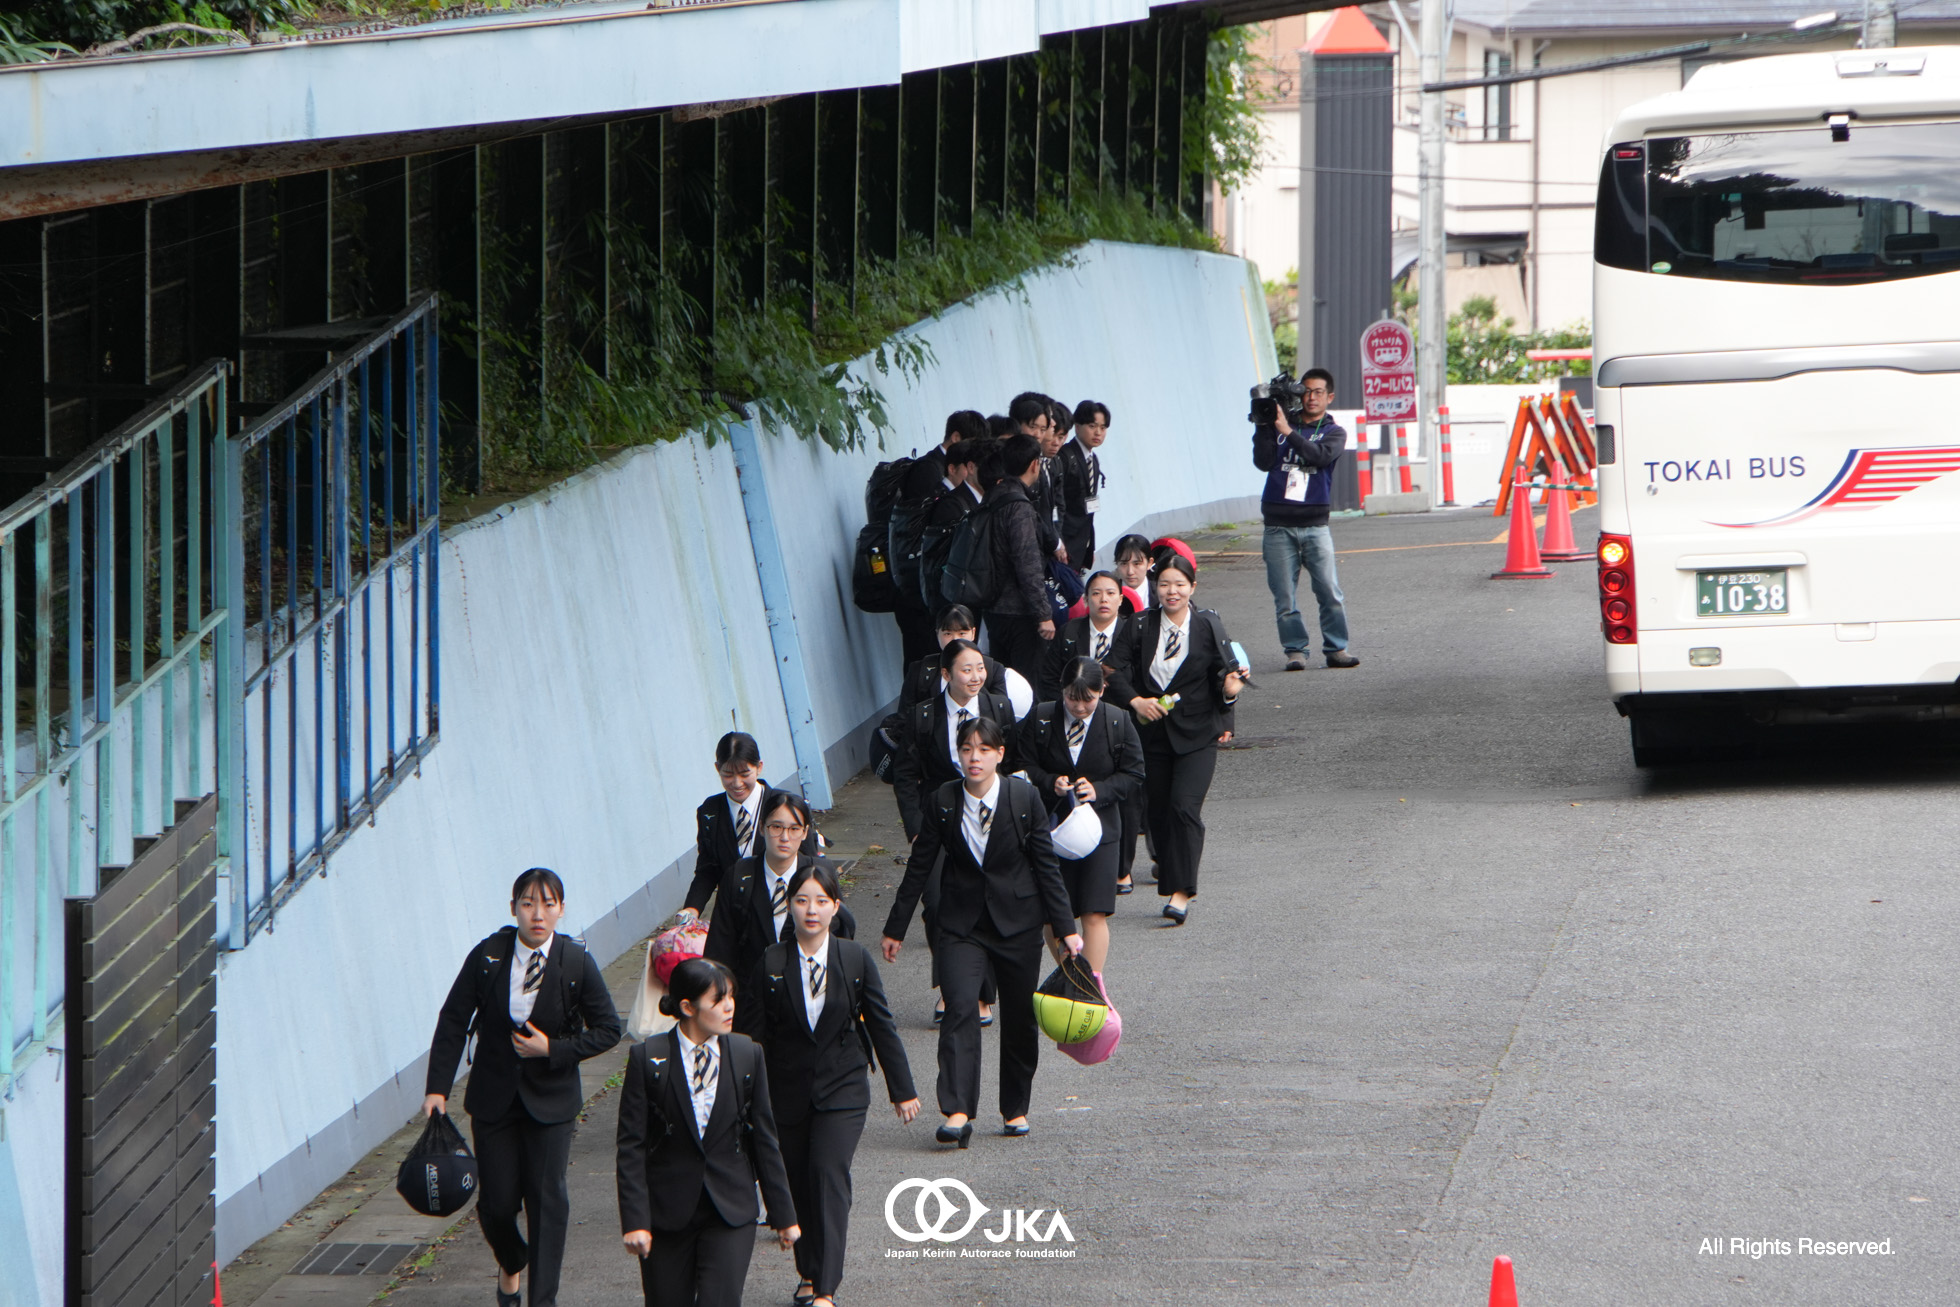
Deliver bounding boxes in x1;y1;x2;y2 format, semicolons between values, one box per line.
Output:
962;776;1002;864
677;1028;719;1137
508;932;555;1025
944;690;980;767
727;787;764;859
1149;610;1193;690
1086;615;1119;664
797;939;829;1031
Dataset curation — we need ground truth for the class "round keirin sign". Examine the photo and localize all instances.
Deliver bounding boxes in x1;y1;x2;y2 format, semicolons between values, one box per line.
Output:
1360;321;1414;372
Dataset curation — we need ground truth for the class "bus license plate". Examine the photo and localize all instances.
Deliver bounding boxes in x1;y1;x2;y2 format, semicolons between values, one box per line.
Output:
1696;570;1788;618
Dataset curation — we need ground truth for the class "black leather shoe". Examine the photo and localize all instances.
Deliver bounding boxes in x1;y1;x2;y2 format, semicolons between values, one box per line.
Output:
932;1005;943;1025
935;1122;973;1149
1000;1121;1031;1138
497;1290;522;1307
1161;903;1188;926
794;1283;816;1307
1115;878;1134;895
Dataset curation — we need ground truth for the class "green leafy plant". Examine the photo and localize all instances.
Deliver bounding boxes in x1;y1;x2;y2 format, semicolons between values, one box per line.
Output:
1442;295;1592;384
1184;24;1272;196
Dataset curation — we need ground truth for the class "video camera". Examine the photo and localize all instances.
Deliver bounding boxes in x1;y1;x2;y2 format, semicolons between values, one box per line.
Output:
1248;372;1308;426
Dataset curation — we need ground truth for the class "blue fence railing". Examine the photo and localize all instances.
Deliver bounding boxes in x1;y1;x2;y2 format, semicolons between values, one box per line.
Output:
0;361;233;1090
227;296;442;943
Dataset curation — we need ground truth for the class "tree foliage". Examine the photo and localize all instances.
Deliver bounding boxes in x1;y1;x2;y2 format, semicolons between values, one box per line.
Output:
1183;24;1271;196
0;0;306;50
1440;295;1592;385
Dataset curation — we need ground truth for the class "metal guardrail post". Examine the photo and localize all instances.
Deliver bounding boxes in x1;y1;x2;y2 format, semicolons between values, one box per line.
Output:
727;413;833;809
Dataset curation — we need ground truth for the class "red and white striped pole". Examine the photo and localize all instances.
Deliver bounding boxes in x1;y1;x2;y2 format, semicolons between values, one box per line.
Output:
1438;404;1457;506
1394;423;1414;494
1356;419;1373;501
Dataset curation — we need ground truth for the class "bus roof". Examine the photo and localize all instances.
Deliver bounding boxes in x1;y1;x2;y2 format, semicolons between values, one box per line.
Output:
1607;46;1960;143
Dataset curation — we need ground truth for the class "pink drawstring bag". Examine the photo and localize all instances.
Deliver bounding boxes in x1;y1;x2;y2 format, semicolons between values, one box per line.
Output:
1059;972;1122;1065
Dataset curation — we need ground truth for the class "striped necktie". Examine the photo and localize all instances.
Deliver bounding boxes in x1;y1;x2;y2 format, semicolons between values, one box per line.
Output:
979;801;993;838
1092;629;1109;661
1066;714;1086;750
807;955;825;999
692;1043;711;1094
522;948;545;995
734;804;754;854
770;874;788;918
1164;624;1181;661
957;707;972;726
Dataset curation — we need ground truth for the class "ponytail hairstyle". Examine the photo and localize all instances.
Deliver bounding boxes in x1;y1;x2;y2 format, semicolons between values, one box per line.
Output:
1152;550;1198;587
786;862;843;904
1061;657;1106;701
659;957;736;1018
758;789;812;832
714;731;763;769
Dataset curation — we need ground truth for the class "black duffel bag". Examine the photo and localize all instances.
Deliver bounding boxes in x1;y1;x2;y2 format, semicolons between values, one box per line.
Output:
396;1110;479;1217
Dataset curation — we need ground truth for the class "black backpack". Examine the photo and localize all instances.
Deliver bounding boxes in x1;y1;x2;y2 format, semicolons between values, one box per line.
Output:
852;522;898;613
863;456;916;530
462;927;590;1061
939;496;1001;610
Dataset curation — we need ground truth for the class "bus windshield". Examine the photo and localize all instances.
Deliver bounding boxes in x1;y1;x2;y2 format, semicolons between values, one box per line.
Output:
1599;121;1960;285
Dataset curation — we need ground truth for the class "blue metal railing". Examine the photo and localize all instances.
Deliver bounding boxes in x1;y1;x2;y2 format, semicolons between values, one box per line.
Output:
0;360;233;1090
227;297;442;943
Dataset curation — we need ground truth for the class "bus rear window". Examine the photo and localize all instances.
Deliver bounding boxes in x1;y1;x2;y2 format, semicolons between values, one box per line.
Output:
1600;121;1960;285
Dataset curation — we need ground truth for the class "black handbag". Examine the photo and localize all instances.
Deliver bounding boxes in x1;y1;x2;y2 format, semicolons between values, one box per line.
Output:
396;1111;480;1217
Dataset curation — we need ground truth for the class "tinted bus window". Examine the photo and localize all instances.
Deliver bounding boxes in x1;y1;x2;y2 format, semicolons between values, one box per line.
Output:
1645;122;1960;285
1595;142;1648;270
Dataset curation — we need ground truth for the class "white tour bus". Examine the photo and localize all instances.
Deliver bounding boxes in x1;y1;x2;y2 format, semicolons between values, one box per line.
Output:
1593;47;1960;764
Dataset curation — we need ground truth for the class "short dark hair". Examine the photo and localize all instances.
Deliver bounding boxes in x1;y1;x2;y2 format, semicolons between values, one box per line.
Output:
511;866;564;905
1302;367;1336;394
1048;398;1073;435
1112;533;1152;563
1000;433;1041;477
1062;657;1106;699
1073;400;1110;427
940;637;986;674
956;716;1007;750
659;957;735;1018
786;862;843;903
1153;551;1198;585
759;789;812;831
1084;569;1124;594
946;410;988;443
986;414;1016;437
1008;393;1050;426
945;437;984;469
715;731;762;770
937;604;978;633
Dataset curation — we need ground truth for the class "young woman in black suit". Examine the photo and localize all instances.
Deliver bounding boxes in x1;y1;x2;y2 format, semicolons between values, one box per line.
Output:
1119;552;1247;926
1016;658;1144;977
891;638;1015;1025
618;958;799;1307
678;732;818;925
702;792;854;1037
752;865;920;1307
882;717;1082;1145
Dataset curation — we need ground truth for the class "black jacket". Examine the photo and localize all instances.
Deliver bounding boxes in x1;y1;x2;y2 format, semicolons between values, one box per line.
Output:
985;479;1051;617
1056;439;1101;569
896;651;1010;721
701;853;856;1035
1119;608;1241;755
426;927;623;1123
1252;416;1346;528
1030;460;1062;555
1016;701;1145;841
883;776;1075;942
615;1031;796;1233
683;784;820;915
749;937;916;1122
892;689;1016;840
1039;613;1136;705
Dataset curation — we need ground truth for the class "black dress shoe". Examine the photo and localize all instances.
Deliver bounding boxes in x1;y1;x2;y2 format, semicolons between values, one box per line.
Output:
1115;878;1134;895
932;1005;943;1025
497;1290;522;1307
794;1283;816;1307
1161;903;1188;925
935;1122;974;1149
1000;1121;1031;1138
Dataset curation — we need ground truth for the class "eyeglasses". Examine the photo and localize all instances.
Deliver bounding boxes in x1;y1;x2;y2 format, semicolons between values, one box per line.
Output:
764;822;807;836
1302;387;1331;397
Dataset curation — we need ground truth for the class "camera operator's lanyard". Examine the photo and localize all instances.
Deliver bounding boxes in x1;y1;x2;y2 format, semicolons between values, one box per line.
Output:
1283;416;1329;503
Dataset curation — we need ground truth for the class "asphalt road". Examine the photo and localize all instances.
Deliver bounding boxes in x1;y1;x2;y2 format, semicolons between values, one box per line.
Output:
384;506;1960;1307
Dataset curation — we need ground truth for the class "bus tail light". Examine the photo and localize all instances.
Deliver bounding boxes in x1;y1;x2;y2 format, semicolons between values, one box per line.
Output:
1599;533;1636;643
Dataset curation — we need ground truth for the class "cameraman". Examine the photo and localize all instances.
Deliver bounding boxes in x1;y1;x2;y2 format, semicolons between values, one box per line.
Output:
1251;366;1358;671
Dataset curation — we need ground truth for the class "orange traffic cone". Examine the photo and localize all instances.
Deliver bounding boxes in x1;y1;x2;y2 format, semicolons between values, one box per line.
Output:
1492;479;1554;579
1488;1255;1518;1307
1539;480;1590;561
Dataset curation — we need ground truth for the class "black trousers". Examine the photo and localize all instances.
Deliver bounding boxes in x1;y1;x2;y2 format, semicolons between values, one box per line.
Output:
983;611;1048;692
1117;790;1143;883
778;1106;868;1296
471;1103;575;1307
937;910;1044;1120
639;1189;755;1307
921;851;996;1004
893;598;939;668
1143;741;1218;899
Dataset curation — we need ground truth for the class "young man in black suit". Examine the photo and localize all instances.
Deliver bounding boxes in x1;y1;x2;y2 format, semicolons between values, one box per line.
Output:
892;410;990;664
1057;400;1109;572
882;717;1082;1145
425;868;623;1307
980;433;1058;691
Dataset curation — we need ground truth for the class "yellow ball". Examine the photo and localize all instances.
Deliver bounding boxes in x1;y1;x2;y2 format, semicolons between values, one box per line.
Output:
1031;991;1108;1045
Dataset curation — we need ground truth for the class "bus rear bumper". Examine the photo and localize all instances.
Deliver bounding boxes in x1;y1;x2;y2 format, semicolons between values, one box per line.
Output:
1625;619;1960;695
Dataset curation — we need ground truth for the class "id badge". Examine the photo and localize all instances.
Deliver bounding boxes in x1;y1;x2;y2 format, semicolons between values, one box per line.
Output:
1284;466;1310;502
1084;494;1101;513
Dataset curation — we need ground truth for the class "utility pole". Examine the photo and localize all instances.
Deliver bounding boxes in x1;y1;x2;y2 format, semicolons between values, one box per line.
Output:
1417;0;1448;505
1864;0;1897;48
1297;48;1317;374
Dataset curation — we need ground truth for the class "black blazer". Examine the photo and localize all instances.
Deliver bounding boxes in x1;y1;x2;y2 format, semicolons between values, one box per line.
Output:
1055;439;1101;570
1015;701;1145;840
426;928;623;1124
1039;613;1136;704
701;854;856;1033
895;652;1011;720
749;937;915;1123
1119;608;1240;755
883;776;1075;942
683;783;819;915
892;690;1016;840
615;1031;796;1233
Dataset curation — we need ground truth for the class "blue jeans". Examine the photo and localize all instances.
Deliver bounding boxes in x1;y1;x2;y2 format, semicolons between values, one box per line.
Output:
1262;524;1350;655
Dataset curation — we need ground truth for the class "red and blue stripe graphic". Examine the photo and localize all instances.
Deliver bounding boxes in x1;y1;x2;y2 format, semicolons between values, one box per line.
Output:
1716;446;1960;527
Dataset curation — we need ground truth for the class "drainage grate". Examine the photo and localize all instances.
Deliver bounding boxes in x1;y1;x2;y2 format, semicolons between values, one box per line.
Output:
292;1242;419;1276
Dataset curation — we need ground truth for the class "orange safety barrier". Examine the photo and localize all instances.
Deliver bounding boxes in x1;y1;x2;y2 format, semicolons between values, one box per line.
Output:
1493;392;1599;515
